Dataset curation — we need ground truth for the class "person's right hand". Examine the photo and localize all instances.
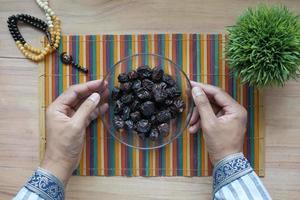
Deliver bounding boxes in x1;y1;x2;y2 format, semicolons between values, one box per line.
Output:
41;80;109;185
189;81;247;165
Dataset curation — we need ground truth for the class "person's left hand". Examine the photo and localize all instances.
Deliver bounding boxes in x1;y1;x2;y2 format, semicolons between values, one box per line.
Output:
41;80;109;186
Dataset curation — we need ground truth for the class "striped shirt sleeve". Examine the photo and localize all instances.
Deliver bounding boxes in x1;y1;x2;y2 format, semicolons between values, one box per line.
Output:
13;187;45;200
13;167;65;200
213;153;272;200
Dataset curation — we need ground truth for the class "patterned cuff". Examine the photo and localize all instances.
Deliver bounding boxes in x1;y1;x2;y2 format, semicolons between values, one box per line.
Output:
213;152;253;194
25;167;65;200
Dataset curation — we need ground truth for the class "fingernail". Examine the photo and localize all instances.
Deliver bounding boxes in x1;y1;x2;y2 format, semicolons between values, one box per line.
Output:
89;93;100;104
192;87;203;97
188;127;195;134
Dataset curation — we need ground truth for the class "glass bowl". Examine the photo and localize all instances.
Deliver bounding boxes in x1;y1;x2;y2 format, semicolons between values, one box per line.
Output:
101;53;194;150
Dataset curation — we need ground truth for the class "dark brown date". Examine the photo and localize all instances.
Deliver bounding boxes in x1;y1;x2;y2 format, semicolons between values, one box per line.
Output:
112;65;185;141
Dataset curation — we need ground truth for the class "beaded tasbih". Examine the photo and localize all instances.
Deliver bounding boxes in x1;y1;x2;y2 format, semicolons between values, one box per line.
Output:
36;0;88;72
7;0;61;62
35;0;55;27
61;52;89;73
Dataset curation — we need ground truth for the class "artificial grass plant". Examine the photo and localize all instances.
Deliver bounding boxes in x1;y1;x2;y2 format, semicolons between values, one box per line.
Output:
226;5;300;87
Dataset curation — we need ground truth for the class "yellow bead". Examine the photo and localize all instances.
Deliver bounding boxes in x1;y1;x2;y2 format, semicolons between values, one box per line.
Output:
24;43;29;48
24;52;29;57
54;44;59;48
16;41;21;45
20;46;25;51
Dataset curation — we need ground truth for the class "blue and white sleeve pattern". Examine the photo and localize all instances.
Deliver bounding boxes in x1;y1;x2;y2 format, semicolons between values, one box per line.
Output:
213;153;272;200
13;167;64;200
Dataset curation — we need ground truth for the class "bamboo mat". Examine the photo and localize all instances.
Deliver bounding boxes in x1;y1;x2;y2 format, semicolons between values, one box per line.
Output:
39;34;264;176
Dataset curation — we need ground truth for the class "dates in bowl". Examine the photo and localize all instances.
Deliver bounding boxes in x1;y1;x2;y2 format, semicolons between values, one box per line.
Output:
101;54;194;150
112;65;185;141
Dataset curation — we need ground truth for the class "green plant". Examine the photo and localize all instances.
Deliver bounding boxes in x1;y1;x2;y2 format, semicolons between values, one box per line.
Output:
226;5;300;87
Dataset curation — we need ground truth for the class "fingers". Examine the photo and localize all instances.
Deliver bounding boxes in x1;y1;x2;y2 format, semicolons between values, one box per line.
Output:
99;88;109;105
73;87;109;111
189;107;201;134
192;87;217;126
99;103;109;115
191;81;235;108
72;93;101;129
54;80;107;107
189;107;200;125
189;120;201;134
89;103;109;121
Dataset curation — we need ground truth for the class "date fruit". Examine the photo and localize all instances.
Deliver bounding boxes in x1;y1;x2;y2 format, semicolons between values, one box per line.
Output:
111;65;185;141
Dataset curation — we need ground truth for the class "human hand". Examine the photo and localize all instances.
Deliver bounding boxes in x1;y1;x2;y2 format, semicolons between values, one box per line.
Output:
189;81;247;165
41;80;109;185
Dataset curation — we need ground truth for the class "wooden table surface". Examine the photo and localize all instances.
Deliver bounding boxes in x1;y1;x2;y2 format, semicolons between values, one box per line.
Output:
1;0;300;199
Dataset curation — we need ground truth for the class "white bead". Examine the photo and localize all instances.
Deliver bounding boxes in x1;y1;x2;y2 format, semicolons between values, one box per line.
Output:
46;8;52;13
49;11;55;16
49;24;54;28
46;16;51;21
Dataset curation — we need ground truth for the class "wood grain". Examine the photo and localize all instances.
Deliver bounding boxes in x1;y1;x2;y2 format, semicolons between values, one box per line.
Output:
0;0;300;199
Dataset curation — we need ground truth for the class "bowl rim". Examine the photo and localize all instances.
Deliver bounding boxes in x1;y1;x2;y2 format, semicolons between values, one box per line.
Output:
101;53;194;150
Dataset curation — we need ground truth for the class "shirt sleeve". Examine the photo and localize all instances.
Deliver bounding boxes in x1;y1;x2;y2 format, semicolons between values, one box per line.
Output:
13;167;65;200
213;153;272;200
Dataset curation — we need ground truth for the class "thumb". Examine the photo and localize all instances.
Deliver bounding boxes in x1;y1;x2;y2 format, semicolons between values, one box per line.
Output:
192;87;216;127
72;93;101;128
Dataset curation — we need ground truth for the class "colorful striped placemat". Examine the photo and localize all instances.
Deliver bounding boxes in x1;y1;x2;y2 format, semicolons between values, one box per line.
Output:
39;34;264;177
